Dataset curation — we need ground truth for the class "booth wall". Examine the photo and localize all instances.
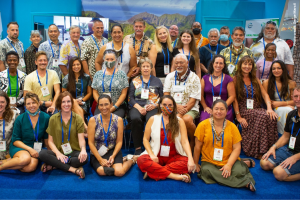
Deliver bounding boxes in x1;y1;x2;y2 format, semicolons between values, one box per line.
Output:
0;0;13;39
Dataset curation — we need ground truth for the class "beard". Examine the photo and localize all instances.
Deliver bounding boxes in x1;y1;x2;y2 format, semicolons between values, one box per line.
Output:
264;32;276;39
232;41;243;47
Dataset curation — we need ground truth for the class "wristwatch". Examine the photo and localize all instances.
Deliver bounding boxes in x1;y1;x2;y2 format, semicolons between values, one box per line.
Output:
42;101;46;107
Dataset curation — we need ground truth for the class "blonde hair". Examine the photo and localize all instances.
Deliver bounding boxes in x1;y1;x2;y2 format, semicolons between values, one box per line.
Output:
154;26;173;53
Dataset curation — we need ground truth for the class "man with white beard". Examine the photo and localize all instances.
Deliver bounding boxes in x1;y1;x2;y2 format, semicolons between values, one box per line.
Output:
199;28;226;74
250;21;294;79
220;27;253;77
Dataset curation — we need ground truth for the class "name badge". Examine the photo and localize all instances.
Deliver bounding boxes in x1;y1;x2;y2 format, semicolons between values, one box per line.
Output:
174;93;183;104
213;148;223;161
61;142;73;155
34;142;43;153
0;141;6;152
213;96;221;102
103;92;111;97
117;62;123;70
20;59;26;68
227;64;235;75
160;145;170;157
53;59;59;67
98;145;108;157
141;89;149;99
41;87;50;97
289;137;296;150
164;65;170;75
9;97;17;104
247;99;254;109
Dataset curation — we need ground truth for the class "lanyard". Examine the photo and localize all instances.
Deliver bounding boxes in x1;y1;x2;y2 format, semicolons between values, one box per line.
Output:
48;40;61;58
112;42;123;63
162;48;170;65
91;35;104;51
75;78;83;98
161;116;169;145
36;70;48;86
244;82;254;99
261;58;274;79
27;113;40;142
7;69;19;97
141;75;151;89
208;44;218;60
73;42;81;56
61;112;72;143
230;50;240;65
212;121;225;147
102;68;116;92
133;37;143;56
175;71;187;86
211;73;223;97
2;120;5;140
275;81;285;101
173;38;177;48
6;38;23;58
291;120;300;138
100;114;112;146
182;48;190;64
263;38;275;50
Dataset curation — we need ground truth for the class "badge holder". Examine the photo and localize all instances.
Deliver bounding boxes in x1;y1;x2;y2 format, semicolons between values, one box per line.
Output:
160;145;170;157
164;65;170;75
34;142;43;153
20;59;26;68
61;143;73;155
247;99;254;109
103;92;111;97
0;141;6;152
174;93;183;104
141;89;149;100
9;97;17;104
213;148;223;161
98;145;108;156
41;87;50;97
53;59;59;68
213;96;221;102
289;137;296;150
227;64;235;75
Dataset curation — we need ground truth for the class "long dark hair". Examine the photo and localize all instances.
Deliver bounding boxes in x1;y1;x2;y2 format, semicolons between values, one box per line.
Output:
67;57;84;98
207;55;229;75
0;91;13;122
267;60;291;100
176;29;199;64
235;56;262;103
157;95;179;141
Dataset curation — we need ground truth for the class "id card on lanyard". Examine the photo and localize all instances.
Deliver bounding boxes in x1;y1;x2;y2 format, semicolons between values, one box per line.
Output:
102;68;116;97
98;114;112;156
36;70;50;97
0;120;6;151
212;121;225;161
211;73;223;102
141;76;151;100
6;38;25;68
27;113;42;152
228;50;240;75
173;72;186;104
208;44;218;60
162;48;170;75
289;121;300;150
49;40;60;67
244;83;254;109
61;112;73;155
7;69;19;104
134;37;143;64
160;116;170;157
112;42;123;70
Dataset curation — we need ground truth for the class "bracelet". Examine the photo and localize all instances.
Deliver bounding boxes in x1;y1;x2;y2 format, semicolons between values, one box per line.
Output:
272;144;278;150
235;111;240;115
267;101;271;104
114;105;118;110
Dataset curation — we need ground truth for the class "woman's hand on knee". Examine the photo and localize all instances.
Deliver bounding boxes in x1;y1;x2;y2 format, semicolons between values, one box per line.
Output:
78;150;88;163
56;153;68;163
28;149;39;158
150;154;159;163
195;164;201;173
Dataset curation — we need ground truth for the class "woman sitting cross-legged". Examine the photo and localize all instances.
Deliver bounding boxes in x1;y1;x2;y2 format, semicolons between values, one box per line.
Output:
88;94;138;176
39;91;88;179
194;99;256;192
0;92;49;173
137;95;195;183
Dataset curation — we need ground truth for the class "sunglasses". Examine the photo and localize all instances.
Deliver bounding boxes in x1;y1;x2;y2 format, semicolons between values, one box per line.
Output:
266;21;277;26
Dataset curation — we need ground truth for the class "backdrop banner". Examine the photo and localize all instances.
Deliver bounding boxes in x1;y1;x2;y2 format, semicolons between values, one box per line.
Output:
245;18;279;38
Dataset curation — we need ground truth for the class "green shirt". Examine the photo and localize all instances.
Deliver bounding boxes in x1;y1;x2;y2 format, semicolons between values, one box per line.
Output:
7;74;19;97
46;112;85;153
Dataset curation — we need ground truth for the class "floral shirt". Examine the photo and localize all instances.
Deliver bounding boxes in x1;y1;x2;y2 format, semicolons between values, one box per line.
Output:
0;37;25;73
220;44;254;76
24;43;38;75
80;35;108;77
58;40;83;69
91;70;129;105
250;38;294;64
39;40;63;78
123;33;153;60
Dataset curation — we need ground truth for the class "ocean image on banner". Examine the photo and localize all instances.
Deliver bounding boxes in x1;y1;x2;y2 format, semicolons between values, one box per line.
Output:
81;0;198;40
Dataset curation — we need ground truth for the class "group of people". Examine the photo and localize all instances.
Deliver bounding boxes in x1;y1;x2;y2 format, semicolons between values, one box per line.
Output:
0;18;299;191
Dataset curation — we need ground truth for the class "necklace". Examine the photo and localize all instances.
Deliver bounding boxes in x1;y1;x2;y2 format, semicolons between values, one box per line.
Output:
212;74;220;80
211;117;227;143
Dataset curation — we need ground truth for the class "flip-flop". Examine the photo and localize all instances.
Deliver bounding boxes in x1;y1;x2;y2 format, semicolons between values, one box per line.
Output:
182;173;191;183
40;163;47;172
246;181;256;192
241;158;255;168
75;167;85;179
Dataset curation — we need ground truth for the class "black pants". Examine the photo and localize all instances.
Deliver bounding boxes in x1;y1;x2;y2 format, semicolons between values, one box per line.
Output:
129;107;158;148
39;149;88;172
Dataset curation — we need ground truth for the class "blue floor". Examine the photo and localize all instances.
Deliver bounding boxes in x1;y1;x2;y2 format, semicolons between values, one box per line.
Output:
1;148;300;199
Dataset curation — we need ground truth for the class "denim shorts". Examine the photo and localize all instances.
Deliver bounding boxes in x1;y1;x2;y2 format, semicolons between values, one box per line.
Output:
268;146;300;175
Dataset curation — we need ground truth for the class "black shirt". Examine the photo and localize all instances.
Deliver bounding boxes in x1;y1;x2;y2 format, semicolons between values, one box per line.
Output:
199;44;226;69
284;109;300;154
155;43;173;78
173;48;196;73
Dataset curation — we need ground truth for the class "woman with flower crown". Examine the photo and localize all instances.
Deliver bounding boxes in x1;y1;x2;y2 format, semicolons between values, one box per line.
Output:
136;95;195;183
194;99;256;192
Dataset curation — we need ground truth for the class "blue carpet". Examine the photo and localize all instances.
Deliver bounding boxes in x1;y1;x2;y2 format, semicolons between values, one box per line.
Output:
1;149;300;199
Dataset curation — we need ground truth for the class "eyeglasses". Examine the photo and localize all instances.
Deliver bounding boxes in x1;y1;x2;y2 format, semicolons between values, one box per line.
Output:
266;21;277;26
169;28;178;31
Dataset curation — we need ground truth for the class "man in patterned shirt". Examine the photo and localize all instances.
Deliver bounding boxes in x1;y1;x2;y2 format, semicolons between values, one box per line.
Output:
81;19;108;80
220;26;253;77
163;53;201;152
39;24;63;79
123;18;156;77
0;22;25;73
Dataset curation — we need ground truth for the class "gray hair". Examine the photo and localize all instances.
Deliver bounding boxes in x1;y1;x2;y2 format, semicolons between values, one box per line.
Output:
139;57;153;68
103;49;117;60
232;26;245;36
30;30;43;40
174;53;188;61
220;26;230;33
69;25;80;32
208;28;220;37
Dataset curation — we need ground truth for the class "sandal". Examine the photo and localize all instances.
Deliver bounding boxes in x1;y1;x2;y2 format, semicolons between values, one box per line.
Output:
246;181;256;192
143;172;148;180
123;154;138;164
75;167;85;179
241;158;256;168
181;173;191;183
